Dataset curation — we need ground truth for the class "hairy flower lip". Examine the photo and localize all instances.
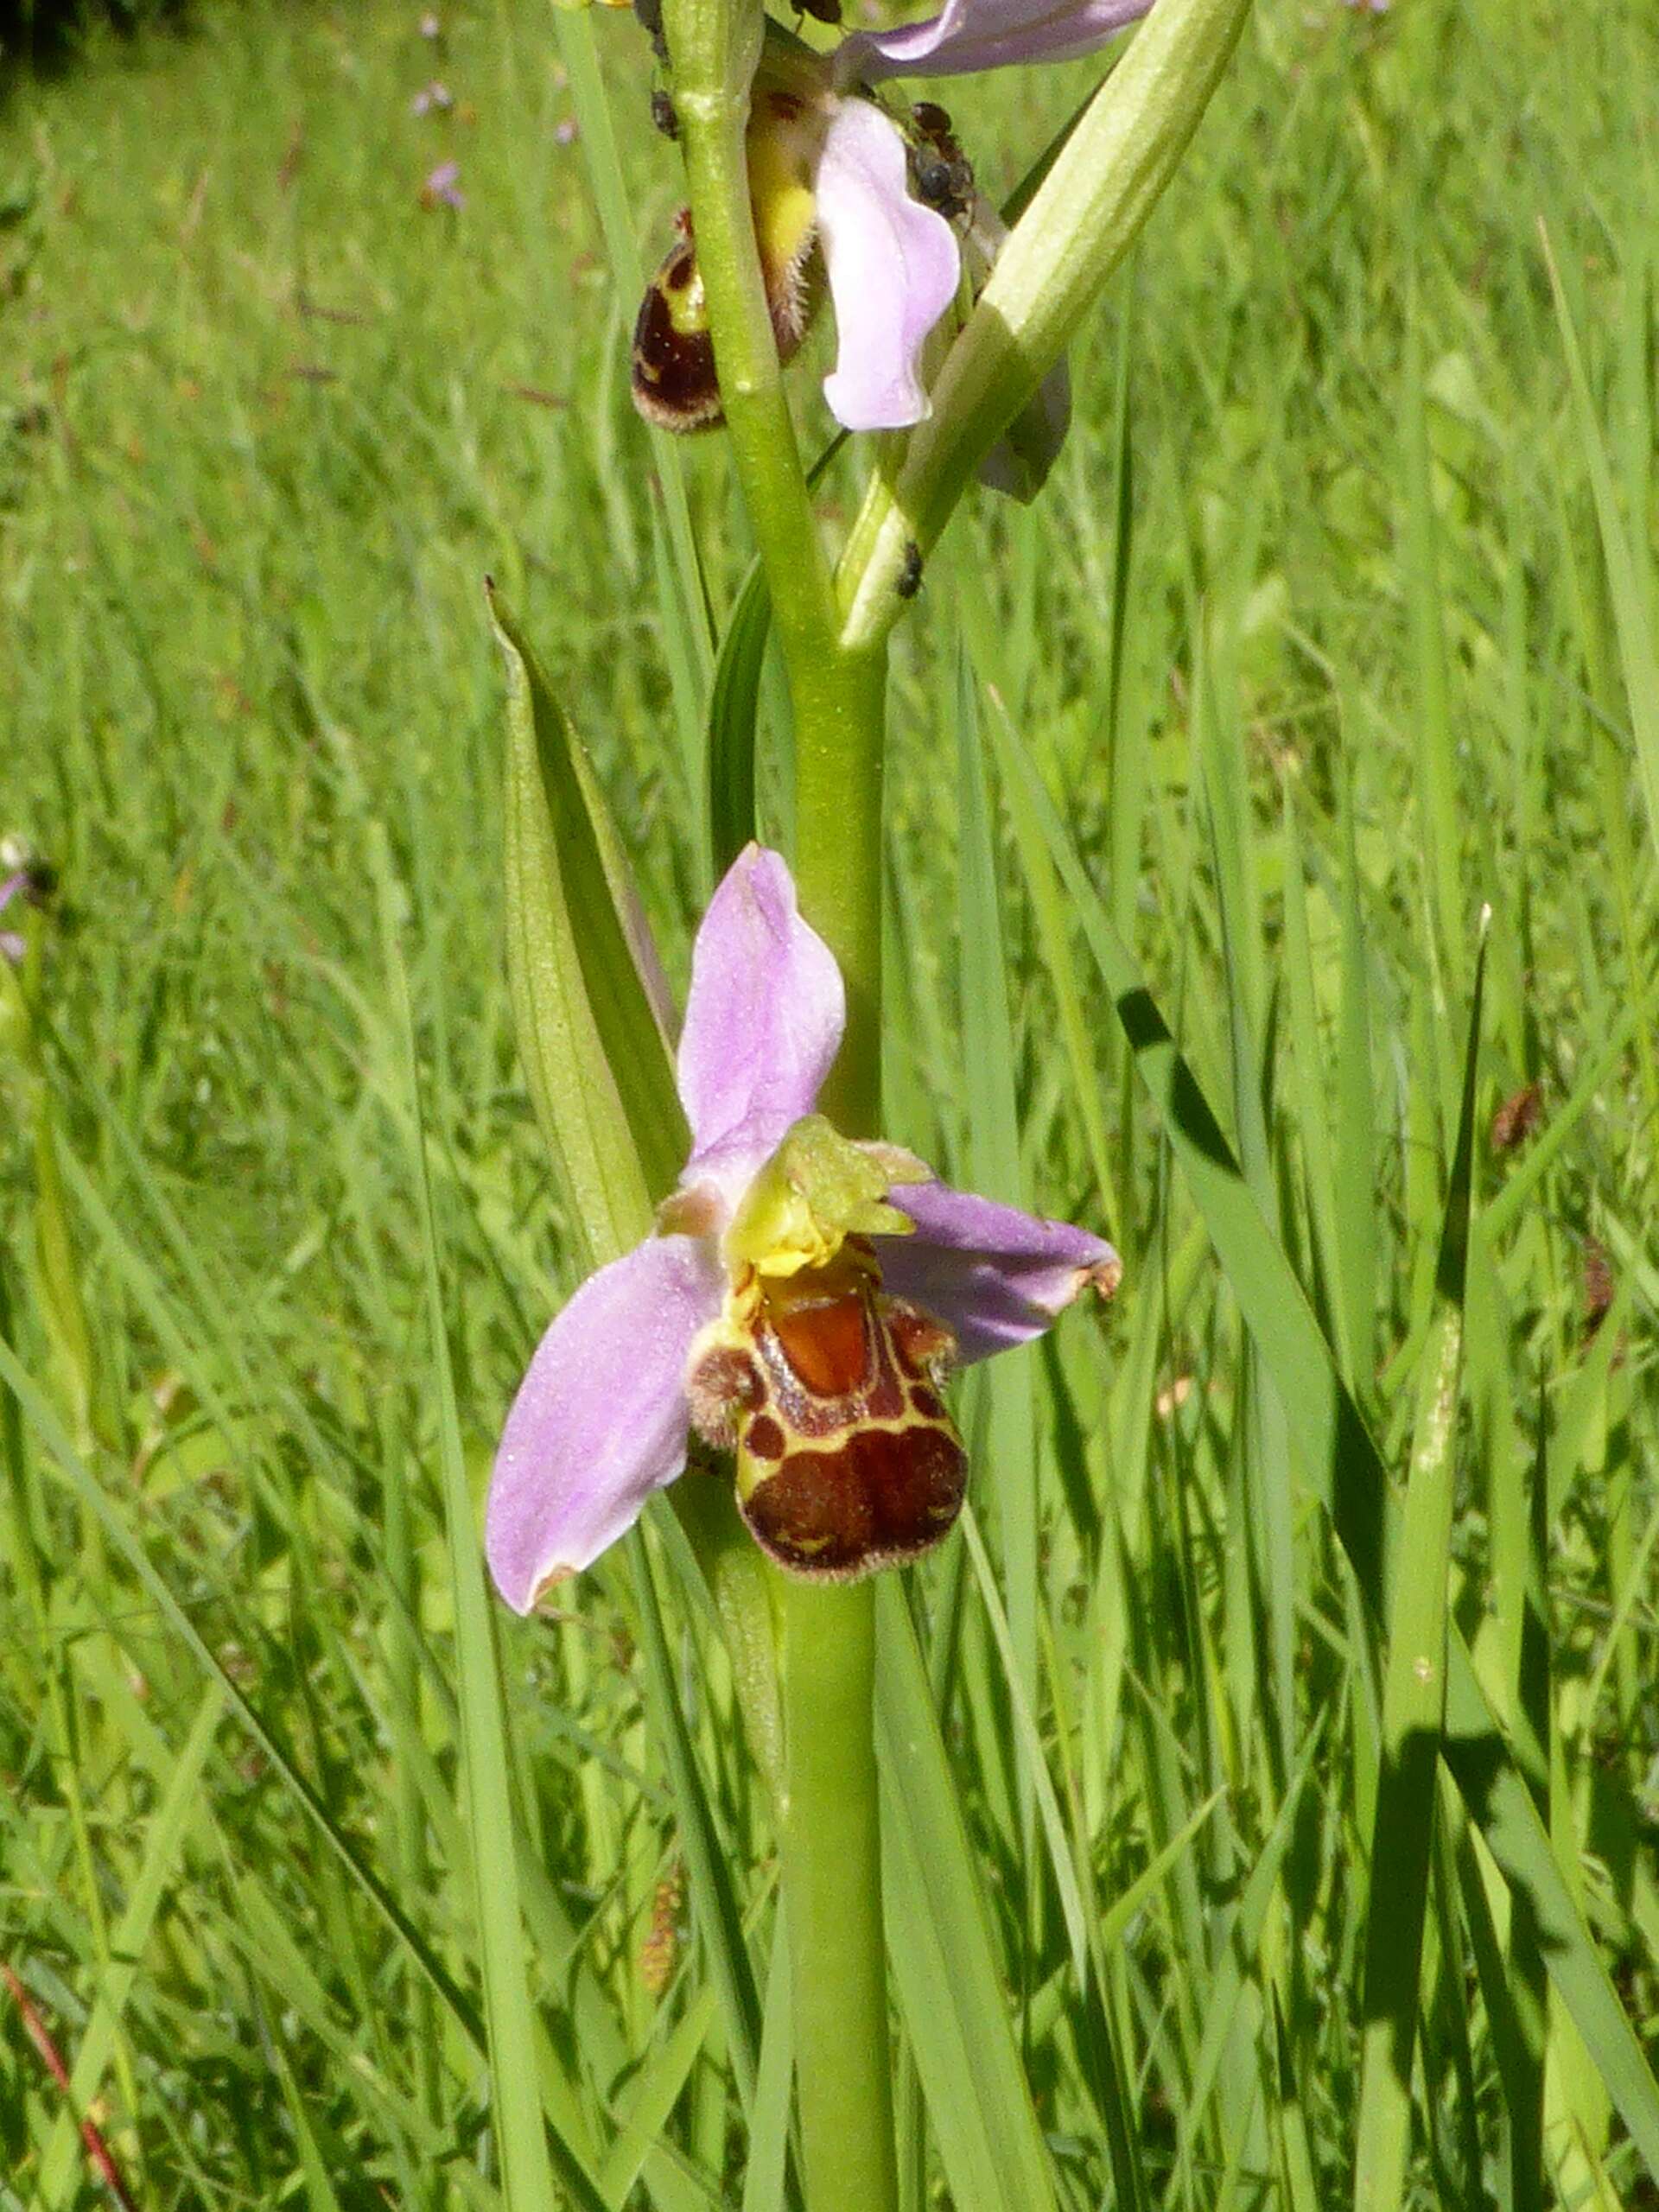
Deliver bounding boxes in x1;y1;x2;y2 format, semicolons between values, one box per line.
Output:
486;843;1121;1613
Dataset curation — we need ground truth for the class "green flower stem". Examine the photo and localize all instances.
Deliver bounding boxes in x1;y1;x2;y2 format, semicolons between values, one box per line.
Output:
664;2;892;1065
774;1573;898;2212
662;3;899;2202
791;640;888;1135
837;0;1254;652
666;7;842;727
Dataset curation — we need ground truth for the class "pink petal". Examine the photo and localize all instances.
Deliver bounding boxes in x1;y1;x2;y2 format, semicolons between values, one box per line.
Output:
676;844;844;1206
836;0;1153;83
873;1180;1120;1363
486;1235;722;1610
817;99;961;433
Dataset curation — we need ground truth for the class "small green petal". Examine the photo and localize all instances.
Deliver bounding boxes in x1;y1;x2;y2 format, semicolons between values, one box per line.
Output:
726;1114;920;1277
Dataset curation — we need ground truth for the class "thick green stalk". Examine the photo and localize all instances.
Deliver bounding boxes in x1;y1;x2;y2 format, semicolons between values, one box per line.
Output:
776;1574;897;2212
665;1;841;720
664;0;891;1027
661;2;898;2202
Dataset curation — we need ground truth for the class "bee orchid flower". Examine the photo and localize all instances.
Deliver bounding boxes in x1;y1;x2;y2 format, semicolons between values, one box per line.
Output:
487;843;1119;1611
633;0;1154;438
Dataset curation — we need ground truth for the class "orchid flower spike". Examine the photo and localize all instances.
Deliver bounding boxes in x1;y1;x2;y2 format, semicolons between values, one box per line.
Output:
632;0;1153;439
487;844;1120;1612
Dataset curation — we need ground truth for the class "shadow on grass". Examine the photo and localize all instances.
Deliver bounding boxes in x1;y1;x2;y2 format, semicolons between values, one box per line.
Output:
1;0;192;90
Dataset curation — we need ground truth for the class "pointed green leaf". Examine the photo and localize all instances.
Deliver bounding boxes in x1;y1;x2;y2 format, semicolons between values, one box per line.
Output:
708;560;771;882
493;592;684;1261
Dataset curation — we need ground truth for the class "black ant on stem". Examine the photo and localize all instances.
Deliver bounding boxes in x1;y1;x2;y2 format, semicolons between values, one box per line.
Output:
907;101;975;223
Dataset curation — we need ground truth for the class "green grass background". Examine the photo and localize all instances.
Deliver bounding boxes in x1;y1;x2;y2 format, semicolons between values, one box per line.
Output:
3;0;1656;2206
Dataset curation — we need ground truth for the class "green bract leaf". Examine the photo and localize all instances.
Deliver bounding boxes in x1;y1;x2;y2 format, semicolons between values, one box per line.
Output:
493;592;686;1262
708;558;771;882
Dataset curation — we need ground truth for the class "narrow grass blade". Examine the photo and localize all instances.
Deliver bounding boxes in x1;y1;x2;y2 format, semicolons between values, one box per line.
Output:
874;1582;1060;2212
1540;221;1659;873
36;1683;222;2202
598;1987;718;2209
1401;285;1465;993
955;659;1039;1761
1352;918;1488;2212
378;846;590;2212
741;1917;796;2212
628;1529;764;2114
1334;772;1378;1382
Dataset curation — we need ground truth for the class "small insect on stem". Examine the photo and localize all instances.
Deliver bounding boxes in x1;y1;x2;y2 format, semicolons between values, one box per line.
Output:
896;542;923;599
632;0;669;64
650;88;679;141
907;100;975;224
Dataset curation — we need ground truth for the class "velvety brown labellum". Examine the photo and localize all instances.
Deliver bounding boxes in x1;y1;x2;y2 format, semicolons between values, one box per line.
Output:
631;227;725;433
631;198;823;435
691;1268;966;1580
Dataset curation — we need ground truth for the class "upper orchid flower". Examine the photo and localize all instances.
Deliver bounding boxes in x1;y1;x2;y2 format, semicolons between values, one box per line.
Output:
486;844;1119;1612
633;0;1154;439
